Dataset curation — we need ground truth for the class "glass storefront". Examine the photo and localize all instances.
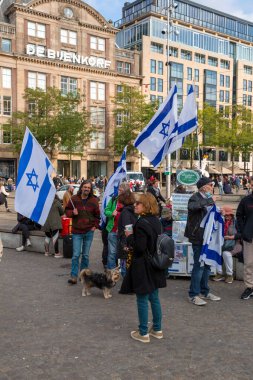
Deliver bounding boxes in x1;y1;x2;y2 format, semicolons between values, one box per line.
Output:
57;160;80;178
0;159;16;180
87;161;107;178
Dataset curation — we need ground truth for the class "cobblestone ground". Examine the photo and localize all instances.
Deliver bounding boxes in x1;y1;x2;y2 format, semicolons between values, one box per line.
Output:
1;231;253;380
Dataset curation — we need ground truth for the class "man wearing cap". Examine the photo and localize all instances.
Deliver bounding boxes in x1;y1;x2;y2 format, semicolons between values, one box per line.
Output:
185;177;221;306
236;176;253;300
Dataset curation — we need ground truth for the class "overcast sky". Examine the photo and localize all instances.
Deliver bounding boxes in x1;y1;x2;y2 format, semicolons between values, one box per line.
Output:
85;0;253;23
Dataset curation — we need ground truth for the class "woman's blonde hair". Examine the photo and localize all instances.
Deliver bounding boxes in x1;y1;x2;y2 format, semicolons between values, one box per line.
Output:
119;182;130;192
136;192;159;216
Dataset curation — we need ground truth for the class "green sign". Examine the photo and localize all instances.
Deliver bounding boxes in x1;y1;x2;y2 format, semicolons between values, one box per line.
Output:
177;170;200;186
164;171;170;175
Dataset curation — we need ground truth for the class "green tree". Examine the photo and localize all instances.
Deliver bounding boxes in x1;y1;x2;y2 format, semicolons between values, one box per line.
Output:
113;84;157;155
217;105;253;174
10;87;92;172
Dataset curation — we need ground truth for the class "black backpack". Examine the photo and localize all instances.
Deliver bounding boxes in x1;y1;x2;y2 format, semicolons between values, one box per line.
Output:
144;219;175;270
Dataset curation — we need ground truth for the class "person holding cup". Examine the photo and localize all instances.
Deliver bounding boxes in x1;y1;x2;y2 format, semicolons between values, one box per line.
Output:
121;193;166;344
117;190;137;278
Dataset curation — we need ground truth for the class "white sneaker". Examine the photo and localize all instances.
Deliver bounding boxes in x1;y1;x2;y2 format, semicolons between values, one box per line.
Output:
200;293;221;301
26;239;32;247
189;296;207;306
16;245;25;252
54;253;63;258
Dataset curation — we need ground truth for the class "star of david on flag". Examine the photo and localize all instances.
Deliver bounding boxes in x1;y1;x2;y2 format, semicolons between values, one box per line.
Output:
15;127;56;226
134;85;178;168
100;146;127;228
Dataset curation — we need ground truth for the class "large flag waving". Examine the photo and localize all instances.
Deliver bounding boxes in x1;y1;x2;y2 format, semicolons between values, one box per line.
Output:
167;84;198;153
134;85;178;168
100;146;127;228
15;127;56;225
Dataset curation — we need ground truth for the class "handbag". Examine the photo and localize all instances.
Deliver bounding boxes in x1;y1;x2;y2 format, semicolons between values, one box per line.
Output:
222;239;236;251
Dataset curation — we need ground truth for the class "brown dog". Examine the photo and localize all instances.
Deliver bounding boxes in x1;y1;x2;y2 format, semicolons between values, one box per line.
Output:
79;267;120;299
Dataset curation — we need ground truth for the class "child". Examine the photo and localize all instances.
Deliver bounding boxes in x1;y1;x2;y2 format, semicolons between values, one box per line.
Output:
160;207;173;237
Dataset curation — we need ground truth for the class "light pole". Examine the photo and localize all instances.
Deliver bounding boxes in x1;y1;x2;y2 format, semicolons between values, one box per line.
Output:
162;0;178;198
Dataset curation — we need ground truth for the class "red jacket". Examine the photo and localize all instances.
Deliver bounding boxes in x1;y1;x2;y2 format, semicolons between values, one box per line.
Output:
65;194;100;234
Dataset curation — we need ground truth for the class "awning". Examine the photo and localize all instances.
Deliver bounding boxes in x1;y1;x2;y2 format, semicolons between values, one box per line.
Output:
208;166;232;174
228;166;246;175
208;166;220;174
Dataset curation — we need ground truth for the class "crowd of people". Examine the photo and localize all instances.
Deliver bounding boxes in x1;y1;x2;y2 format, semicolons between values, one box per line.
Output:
4;172;253;344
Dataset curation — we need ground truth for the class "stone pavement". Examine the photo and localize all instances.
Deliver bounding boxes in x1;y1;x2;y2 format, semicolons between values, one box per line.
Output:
1;231;253;380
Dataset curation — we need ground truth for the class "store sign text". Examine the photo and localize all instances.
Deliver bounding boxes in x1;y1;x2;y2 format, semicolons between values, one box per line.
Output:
26;45;111;69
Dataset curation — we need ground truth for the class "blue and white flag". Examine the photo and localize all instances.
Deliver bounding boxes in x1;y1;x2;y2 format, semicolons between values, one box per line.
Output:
199;204;224;272
134;85;177;168
15;127;56;226
167;85;198;154
100;146;127;228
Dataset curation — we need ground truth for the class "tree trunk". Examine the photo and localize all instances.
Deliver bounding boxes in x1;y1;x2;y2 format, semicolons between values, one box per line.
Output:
231;147;235;175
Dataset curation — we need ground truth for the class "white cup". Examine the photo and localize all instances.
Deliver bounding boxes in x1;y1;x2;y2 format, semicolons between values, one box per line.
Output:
125;224;133;233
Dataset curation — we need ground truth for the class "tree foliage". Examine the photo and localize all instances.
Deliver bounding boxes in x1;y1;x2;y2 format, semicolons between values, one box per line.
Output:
112;84;157;155
9;87;92;155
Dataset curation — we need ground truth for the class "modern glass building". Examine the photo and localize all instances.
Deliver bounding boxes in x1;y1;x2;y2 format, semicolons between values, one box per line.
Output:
115;0;253;172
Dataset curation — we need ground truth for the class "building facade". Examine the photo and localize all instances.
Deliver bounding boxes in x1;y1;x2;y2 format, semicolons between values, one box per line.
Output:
115;0;253;174
0;0;141;180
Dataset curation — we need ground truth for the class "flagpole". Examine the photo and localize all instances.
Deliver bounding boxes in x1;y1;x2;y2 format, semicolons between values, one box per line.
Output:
165;0;171;199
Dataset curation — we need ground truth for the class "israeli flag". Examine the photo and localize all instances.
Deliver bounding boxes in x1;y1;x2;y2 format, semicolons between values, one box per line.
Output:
100;146;127;228
167;85;198;153
134;85;178;168
199;205;224;272
15;127;56;226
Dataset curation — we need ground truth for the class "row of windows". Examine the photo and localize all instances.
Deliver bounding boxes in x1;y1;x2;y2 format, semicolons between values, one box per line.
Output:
176;148;250;162
243;79;253;92
243;94;253;107
219;90;230;103
150;77;163;92
27;21;106;50
150;59;163;75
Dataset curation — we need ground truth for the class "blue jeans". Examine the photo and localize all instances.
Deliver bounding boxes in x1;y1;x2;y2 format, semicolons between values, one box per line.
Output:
189;244;211;298
136;289;162;336
71;231;94;278
107;232;118;269
120;259;127;278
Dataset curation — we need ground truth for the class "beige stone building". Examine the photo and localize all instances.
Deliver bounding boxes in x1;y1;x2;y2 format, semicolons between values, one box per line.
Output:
115;0;253;174
0;0;141;180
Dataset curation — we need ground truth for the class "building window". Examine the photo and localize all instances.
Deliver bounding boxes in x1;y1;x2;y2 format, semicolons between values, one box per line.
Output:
3;96;12;116
150;59;156;73
116;85;123;95
187;67;192;81
90;107;105;128
157;96;163;104
220;59;230;69
158;61;163;75
2;68;11;88
219;151;228;161
243;94;247;106
90;36;105;51
208;56;218;67
204;70;217;107
195;85;199;98
116;61;131;74
150;95;156;102
157;78;163;92
244;65;252;75
90;82;105;101
60;29;77;45
243;79;247;91
195;53;205;64
248;81;252;92
150;77;156;91
194;69;199;82
181;49;192;61
248;95;252;106
225;76;230;88
180;149;190;160
225;91;230;103
61;76;77;95
219;90;224;102
1;39;11;52
220;74;224;87
90;132;105;149
28;22;45;38
150;42;163;54
116;111;128;127
169;47;178;57
2;125;11;143
242;152;250;162
28;72;46;90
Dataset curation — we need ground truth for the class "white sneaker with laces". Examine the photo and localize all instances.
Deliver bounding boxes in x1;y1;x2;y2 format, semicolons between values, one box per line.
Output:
200;292;221;301
16;245;25;252
54;253;63;258
189;296;207;306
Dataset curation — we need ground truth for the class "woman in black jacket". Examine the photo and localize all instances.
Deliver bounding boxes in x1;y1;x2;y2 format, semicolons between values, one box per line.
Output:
117;190;138;277
123;192;166;343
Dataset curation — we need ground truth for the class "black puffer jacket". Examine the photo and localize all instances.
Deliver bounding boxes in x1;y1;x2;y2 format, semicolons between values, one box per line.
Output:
117;205;138;259
184;192;214;245
236;193;253;243
121;215;167;295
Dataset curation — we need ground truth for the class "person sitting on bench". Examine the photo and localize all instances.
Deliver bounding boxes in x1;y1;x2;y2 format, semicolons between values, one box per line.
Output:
12;213;41;252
